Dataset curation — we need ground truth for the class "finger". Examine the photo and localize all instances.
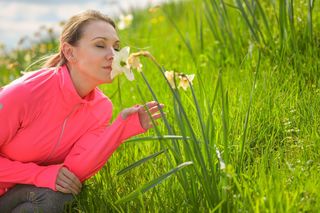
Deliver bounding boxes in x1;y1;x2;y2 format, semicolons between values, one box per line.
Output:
122;105;142;119
60;170;82;192
56;183;72;194
58;172;81;194
56;178;78;195
145;101;158;109
152;113;163;120
57;183;78;195
145;104;165;116
61;168;82;189
62;168;82;188
57;171;80;194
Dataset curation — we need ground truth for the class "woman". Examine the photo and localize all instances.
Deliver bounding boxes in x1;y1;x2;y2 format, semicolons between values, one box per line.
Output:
0;10;163;212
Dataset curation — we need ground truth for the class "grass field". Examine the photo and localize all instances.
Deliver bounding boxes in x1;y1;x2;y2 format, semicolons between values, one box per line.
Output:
1;0;320;212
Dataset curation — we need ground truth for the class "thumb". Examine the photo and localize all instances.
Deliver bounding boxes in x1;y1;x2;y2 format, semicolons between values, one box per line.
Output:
121;105;141;119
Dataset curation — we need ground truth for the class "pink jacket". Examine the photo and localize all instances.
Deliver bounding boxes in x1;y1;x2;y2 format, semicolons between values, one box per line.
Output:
0;65;146;196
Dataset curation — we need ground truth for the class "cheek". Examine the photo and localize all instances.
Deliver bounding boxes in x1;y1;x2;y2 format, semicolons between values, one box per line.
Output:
79;46;103;58
78;51;102;66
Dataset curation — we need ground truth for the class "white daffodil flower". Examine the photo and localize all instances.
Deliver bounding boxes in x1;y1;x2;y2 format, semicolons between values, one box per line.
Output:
164;71;177;89
111;46;135;81
128;54;143;72
118;14;133;30
178;74;195;90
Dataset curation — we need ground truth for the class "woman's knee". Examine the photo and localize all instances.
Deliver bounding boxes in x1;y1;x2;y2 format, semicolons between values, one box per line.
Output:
0;185;74;213
33;188;74;212
18;187;74;213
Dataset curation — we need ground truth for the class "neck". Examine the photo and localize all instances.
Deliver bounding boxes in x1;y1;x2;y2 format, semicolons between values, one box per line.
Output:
66;64;96;98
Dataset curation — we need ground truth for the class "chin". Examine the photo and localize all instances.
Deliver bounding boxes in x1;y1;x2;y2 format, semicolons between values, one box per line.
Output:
104;78;113;84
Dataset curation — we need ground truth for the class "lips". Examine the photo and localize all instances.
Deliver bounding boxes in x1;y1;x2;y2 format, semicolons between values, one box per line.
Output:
102;66;112;70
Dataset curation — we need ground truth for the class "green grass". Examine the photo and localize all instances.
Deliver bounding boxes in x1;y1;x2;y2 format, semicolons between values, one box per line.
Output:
1;0;320;212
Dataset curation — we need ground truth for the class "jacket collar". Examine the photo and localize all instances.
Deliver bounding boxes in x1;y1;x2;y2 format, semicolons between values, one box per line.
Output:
58;64;96;107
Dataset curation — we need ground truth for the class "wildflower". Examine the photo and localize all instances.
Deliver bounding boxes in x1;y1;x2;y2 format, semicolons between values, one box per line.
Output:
164;71;177;89
129;50;153;59
111;46;134;81
118;14;133;30
128;54;143;72
164;71;195;90
216;148;226;170
178;74;195;90
128;50;157;71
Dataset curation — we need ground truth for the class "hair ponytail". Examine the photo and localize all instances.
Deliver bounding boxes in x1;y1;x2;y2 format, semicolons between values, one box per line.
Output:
42;52;66;68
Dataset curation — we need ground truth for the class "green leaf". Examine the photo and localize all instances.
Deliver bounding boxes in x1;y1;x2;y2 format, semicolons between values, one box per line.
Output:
115;161;193;204
117;149;167;176
125;135;190;143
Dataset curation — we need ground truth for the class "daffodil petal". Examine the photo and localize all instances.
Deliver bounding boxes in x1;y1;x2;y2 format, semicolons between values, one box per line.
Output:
123;69;135;81
121;46;130;58
111;46;131;79
187;74;195;83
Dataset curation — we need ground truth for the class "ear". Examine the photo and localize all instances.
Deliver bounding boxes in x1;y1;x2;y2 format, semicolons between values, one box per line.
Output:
62;42;76;63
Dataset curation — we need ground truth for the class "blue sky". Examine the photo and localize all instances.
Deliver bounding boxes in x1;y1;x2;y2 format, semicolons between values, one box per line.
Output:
0;0;167;50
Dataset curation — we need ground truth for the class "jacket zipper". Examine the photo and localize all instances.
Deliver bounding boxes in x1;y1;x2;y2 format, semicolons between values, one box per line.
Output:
42;103;82;163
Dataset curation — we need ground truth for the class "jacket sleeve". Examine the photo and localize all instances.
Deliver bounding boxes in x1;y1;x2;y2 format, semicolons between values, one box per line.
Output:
0;84;63;192
63;112;146;182
0;84;25;144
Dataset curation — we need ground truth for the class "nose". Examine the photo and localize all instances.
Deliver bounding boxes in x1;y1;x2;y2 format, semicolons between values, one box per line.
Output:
106;47;115;61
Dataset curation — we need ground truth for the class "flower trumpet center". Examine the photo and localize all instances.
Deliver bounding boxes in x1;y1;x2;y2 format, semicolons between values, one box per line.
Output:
120;60;127;67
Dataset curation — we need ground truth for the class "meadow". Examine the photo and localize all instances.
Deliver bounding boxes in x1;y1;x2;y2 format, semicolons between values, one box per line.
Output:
1;0;320;212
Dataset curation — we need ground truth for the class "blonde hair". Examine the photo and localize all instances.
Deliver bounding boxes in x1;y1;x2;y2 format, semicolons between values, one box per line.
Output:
43;10;116;68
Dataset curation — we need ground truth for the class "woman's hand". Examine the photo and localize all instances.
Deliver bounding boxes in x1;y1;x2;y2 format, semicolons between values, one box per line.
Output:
121;101;164;130
55;167;82;195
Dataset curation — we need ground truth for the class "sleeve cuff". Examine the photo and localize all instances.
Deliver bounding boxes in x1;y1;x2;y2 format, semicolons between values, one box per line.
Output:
114;111;147;141
127;111;147;135
34;164;64;191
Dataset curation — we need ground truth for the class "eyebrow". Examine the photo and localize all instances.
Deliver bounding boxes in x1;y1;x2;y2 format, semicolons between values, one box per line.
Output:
91;37;120;43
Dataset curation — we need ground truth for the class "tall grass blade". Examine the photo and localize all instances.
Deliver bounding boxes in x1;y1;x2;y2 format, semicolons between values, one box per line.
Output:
136;83;178;166
307;0;315;43
235;0;260;43
255;0;273;45
139;72;173;135
117;77;123;108
239;51;261;171
203;0;221;43
279;0;288;48
125;135;190;143
115;161;193;204
117;149;167;176
154;64;220;206
243;0;266;45
219;73;229;164
189;80;207;144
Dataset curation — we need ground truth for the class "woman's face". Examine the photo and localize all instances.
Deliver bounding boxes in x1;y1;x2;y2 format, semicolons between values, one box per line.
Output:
71;20;120;84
